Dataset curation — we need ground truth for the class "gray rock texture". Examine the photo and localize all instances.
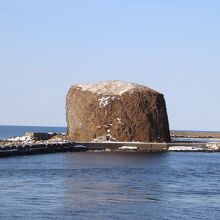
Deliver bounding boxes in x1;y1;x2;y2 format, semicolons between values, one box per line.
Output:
66;81;170;142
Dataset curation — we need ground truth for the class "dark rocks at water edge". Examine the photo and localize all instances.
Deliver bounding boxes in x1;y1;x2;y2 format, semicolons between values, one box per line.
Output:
66;80;171;142
0;132;87;157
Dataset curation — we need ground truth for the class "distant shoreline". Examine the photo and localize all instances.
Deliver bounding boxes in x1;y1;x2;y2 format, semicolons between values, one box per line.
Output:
171;130;220;138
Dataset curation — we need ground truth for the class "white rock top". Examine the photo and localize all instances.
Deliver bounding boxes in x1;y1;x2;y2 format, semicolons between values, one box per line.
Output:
77;80;155;95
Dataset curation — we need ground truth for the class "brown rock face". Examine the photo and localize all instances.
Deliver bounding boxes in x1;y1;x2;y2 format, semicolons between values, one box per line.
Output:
66;81;170;142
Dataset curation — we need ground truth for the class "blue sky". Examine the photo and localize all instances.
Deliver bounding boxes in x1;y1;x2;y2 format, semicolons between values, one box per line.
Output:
0;0;220;131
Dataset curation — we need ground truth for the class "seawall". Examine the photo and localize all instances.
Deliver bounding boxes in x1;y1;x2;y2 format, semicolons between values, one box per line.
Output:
0;141;168;157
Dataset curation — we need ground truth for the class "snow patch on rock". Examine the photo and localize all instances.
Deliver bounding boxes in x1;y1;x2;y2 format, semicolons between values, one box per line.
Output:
98;96;110;107
78;80;148;95
206;143;220;151
8;135;32;142
117;117;122;124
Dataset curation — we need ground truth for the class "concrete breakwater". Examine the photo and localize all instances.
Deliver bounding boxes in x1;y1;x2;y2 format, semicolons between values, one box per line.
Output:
0;132;169;157
0;142;77;157
0;142;169;157
1;132;220;157
0;131;171;157
1;141;219;157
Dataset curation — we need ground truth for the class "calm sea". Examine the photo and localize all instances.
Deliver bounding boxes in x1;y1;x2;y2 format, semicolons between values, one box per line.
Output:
0;126;220;219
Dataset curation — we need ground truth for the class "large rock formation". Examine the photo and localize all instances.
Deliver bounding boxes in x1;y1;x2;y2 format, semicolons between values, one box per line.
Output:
66;81;170;142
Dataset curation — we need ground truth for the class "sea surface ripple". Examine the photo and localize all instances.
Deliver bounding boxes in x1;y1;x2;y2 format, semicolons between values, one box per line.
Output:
0;152;220;220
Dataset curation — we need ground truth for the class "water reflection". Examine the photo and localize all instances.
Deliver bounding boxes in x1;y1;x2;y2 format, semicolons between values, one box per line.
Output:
0;152;220;219
62;152;169;219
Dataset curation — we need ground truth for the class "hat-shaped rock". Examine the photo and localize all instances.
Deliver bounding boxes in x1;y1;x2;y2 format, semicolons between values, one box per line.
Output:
66;80;170;142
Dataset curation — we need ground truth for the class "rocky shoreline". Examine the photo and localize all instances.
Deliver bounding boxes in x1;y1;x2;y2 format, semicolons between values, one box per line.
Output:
0;132;85;157
0;131;220;157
